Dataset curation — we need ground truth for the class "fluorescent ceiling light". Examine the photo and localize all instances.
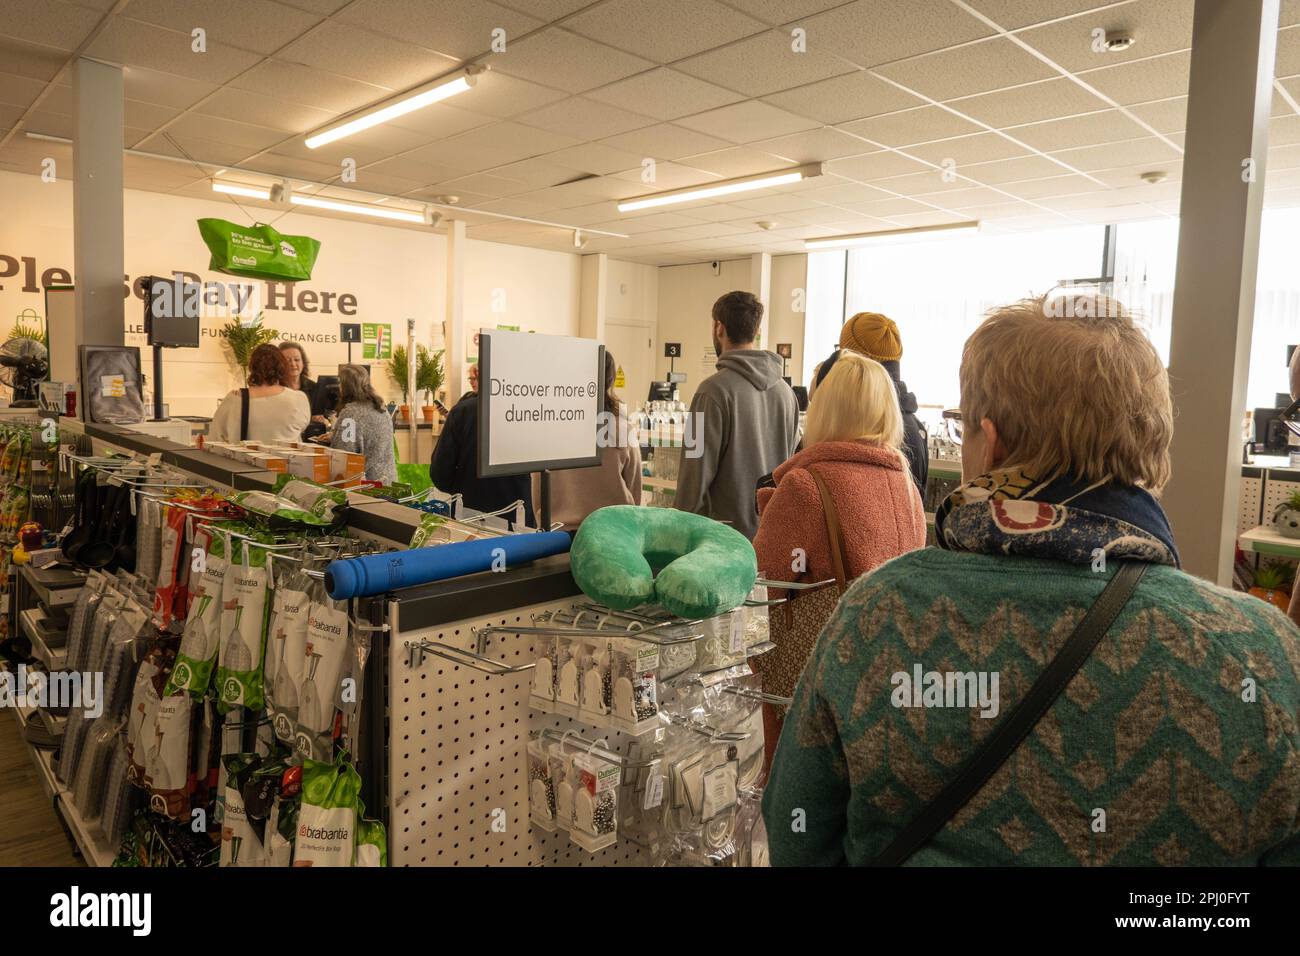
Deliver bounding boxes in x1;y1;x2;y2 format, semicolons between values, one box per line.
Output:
305;72;477;149
211;181;270;199
290;194;425;223
804;221;980;250
618;164;822;212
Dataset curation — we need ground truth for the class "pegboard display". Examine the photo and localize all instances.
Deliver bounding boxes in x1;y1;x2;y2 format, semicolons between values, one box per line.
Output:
387;597;655;867
1239;475;1263;535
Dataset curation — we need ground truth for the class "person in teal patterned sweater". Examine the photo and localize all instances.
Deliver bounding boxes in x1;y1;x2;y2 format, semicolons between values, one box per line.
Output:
762;294;1300;866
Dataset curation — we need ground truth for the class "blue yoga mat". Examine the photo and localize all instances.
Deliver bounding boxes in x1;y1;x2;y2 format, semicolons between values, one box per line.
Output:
324;531;572;599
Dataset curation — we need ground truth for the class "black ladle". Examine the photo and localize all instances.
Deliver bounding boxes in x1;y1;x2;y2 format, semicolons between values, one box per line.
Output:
60;471;97;563
78;481;123;569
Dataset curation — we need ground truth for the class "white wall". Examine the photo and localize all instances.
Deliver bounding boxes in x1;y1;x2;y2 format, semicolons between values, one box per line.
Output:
653;254;808;403
604;258;658;407
0;169;587;416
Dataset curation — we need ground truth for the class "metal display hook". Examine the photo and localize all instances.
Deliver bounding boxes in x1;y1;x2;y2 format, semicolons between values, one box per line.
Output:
404;636;535;674
539;728;657;769
721;685;793;707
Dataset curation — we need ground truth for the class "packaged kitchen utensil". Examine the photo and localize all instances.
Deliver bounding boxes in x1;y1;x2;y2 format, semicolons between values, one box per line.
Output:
266;558;312;744
579;637;614;727
197;218;321;282
167;525;227;696
271;475;348;523
153;503;189;630
230;490;336;530
220;753;267;867
529;631;557;712
215;531;273;712
570;745;620;853
147;692;194;820
553;635;581;718
293;576;350;760
527;739;557;832
127;641;172;784
609;637;660;735
293;752;361;867
354;809;387;867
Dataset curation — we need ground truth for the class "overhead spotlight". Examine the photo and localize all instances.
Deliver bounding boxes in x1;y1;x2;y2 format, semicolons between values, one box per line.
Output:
1104;31;1135;52
1139;170;1168;185
424;206;443;227
573;229;588;249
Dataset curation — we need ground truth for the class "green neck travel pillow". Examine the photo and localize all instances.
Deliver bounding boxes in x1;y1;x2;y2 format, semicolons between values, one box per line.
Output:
570;506;757;619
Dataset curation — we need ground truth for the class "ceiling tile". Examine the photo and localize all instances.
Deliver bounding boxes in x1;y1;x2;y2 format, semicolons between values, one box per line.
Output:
454;71;569;119
1270;114;1300;147
335;0;543;60
682;0;848;25
921;184;1016;207
1006;109;1151;151
875;37;1057;101
1270;142;1300;169
518;174;642;205
1078;50;1190;105
0;37;66;82
327;171;428;195
87;18;263;84
1092;159;1181;186
761;70;925;124
122;0;322;56
585;67;743;120
906;131;1032;166
678;146;793;177
435;173;538;199
195;87;336;132
997;174;1106;199
1048;135;1181;172
164;112;288;151
1127;95;1186;133
489;157;597;187
538;143;644;176
408;120;581;169
1014;0;1193;75
797;179;893;204
675;201;773;221
1277;23;1300;77
755;126;874;162
488;27;654;94
676;100;819;144
600;122;732;160
955;200;1042;220
0;0;103;51
517;97;655;139
495;0;630;22
280;25;462;92
946;76;1109;127
965;153;1082;184
231;60;388;113
803;0;994;70
826;150;933;181
565;0;765;62
251;151;354;181
150;134;262;166
675;29;855;97
869;168;981;196
0;71;46;110
608;210;710;232
841;196;939;217
611;161;725;189
961;0;1120;31
839;105;982;147
731;192;834;212
879;209;981;227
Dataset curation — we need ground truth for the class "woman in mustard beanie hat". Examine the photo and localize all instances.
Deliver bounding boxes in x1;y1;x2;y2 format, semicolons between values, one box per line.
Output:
832;311;927;490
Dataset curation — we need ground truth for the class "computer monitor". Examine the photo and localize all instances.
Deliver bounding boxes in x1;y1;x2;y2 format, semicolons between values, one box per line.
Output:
647;381;674;402
143;275;201;348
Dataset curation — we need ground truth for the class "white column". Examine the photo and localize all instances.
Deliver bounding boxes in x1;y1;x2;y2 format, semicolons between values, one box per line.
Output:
445;219;467;404
750;252;772;348
1163;0;1279;584
71;57;124;353
579;253;608;342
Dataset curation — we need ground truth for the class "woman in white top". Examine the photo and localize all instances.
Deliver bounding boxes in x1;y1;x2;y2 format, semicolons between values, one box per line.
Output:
208;344;310;444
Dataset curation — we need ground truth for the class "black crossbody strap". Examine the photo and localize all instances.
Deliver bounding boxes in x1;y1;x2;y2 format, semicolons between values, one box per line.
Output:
239;387;250;442
871;560;1148;867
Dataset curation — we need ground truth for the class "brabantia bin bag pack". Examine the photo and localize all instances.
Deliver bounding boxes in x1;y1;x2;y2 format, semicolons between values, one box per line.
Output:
197;219;321;282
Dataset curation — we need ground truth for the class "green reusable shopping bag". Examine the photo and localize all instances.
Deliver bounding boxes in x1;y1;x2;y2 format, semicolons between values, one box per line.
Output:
197;219;321;282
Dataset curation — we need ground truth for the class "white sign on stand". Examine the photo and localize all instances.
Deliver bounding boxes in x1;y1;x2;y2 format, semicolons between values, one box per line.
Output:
477;330;604;477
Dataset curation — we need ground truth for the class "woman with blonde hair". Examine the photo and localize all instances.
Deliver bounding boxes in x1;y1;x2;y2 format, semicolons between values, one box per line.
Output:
752;350;926;762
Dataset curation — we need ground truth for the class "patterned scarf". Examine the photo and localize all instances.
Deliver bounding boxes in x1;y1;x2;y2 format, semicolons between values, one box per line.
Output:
934;467;1180;568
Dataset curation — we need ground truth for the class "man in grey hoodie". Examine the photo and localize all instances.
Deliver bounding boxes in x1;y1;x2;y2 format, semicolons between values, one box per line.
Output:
675;291;799;539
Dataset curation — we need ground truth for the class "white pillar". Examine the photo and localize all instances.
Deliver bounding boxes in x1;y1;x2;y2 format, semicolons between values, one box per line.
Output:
750;252;772;348
445;219;467;404
579;253;608;342
71;58;124;355
1163;0;1279;584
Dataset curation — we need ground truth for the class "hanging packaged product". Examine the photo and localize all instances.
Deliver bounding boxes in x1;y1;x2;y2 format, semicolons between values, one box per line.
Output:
127;642;172;784
215;532;272;712
266;561;312;744
579;637;614;727
220;753;268;867
294;581;350;760
64;571;107;673
527;739;557;832
147;692;194;820
101;598;153;721
229;490;335;531
293;753;361;867
552;636;581;718
166;526;227;696
548;746;576;832
135;496;163;591
571;747;620;853
528;632;557;713
197;218;321;282
355;808;388;867
271;475;348;524
153;503;189;630
609;638;660;735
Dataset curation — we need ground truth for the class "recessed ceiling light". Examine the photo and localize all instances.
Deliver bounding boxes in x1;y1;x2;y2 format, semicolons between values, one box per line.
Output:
618;164;822;212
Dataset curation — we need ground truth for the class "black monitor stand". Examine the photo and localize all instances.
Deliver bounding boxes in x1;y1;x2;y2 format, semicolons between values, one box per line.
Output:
151;343;165;421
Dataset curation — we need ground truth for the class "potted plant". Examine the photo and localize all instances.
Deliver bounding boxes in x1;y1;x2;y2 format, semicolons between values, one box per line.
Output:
1274;490;1300;539
385;345;411;422
219;313;279;385
1248;560;1293;611
417;346;445;424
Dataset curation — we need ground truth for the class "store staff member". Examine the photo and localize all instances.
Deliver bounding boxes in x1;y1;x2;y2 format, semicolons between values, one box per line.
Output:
431;363;536;528
278;341;331;440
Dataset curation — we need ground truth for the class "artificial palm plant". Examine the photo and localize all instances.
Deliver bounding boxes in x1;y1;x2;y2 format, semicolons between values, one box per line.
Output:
219;312;279;384
417;345;445;418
